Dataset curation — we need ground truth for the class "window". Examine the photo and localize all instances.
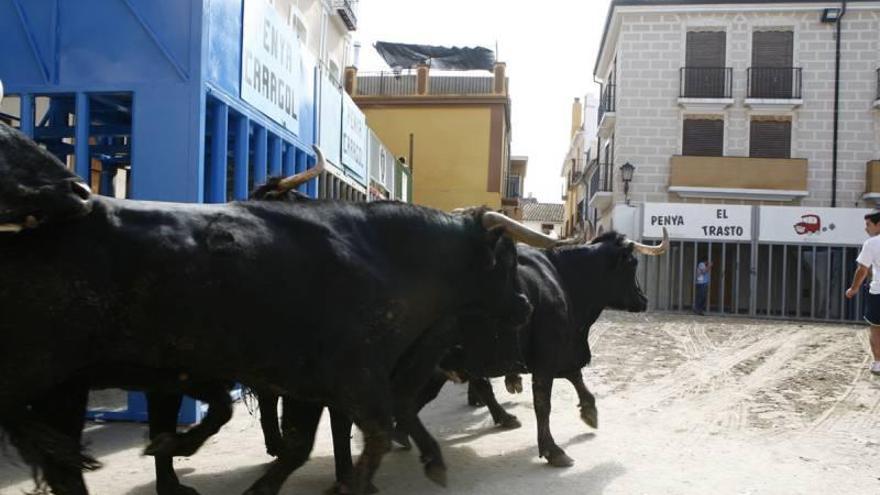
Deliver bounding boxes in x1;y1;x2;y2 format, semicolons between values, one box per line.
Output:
541;224;555;235
507;174;522;198
682;119;724;157
750;31;796;98
750;119;791;158
684;31;728;98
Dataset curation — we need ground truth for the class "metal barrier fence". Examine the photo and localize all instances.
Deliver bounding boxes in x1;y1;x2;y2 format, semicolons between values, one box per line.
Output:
641;240;867;323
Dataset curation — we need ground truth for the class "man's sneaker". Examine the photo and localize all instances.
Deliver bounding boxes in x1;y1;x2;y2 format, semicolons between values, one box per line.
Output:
871;361;880;375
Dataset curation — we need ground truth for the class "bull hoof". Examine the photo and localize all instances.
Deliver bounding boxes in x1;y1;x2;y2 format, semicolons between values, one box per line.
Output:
580;405;598;429
505;376;524;394
157;483;201;495
391;429;412;450
496;414;522;430
545;451;575;468
424;460;448;487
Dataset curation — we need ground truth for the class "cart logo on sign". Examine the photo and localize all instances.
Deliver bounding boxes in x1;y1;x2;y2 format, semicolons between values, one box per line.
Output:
793;214;835;236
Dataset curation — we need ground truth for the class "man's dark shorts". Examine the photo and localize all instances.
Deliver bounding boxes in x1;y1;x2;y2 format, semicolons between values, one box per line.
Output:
865;293;880;326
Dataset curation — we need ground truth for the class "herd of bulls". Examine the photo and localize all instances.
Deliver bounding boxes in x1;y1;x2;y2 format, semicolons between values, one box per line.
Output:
0;120;667;495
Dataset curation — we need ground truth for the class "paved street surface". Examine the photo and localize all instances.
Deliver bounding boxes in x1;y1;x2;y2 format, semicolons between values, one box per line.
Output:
2;312;879;494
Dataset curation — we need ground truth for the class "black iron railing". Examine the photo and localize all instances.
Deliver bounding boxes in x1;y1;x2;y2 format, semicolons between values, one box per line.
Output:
589;162;613;200
679;67;733;98
598;84;616;125
747;67;802;99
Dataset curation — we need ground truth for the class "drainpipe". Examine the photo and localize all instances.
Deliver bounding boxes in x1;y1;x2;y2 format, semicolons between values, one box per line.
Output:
831;1;847;208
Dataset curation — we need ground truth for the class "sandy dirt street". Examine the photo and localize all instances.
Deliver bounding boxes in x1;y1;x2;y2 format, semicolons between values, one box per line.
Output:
2;312;879;494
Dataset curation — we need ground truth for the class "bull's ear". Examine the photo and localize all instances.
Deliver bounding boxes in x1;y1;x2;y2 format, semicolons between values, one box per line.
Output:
480;225;506;270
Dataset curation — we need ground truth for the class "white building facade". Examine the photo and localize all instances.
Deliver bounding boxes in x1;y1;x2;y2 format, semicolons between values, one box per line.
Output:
591;0;880;321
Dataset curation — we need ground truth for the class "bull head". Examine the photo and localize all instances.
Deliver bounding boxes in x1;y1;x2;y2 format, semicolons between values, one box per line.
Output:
0;123;92;233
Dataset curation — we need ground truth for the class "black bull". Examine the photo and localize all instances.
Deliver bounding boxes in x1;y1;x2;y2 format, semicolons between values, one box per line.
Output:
0;123;555;495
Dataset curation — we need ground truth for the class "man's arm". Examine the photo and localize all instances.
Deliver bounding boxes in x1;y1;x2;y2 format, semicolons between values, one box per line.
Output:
846;264;870;299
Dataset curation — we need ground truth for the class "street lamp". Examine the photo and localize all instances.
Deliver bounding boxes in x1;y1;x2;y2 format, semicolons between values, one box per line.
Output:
620;161;635;205
821;7;842;23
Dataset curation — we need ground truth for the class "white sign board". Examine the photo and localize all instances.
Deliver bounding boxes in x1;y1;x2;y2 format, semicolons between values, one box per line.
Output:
241;0;299;130
643;203;752;241
758;206;873;246
341;91;367;184
319;71;343;165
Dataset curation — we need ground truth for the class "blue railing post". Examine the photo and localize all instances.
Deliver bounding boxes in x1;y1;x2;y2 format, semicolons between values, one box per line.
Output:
208;101;228;203
75;93;91;181
19;93;34;138
254;125;268;186
233;114;250;200
269;134;282;177
294;149;308;194
282;143;295;176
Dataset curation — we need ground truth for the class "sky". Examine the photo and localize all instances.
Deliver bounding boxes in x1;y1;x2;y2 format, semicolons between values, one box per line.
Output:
354;0;613;203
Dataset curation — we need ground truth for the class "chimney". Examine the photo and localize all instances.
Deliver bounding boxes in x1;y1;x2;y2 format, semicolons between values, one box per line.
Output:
344;66;358;95
570;97;583;139
417;63;430;95
493;62;507;94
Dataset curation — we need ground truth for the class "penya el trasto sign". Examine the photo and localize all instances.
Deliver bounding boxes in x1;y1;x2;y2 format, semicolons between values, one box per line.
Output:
643;203;752;241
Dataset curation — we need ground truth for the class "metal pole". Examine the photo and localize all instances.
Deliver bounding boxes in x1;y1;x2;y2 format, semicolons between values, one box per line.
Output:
831;2;847;207
208;101;228;203
678;241;685;311
796;246;802;318
735;243;741;314
721;243;727;314
269;134;282;177
782;245;788;317
233;115;249;201
20;93;35;137
767;245;774;316
841;247;848;321
74;92;91;182
826;247;832;319
254;126;268;186
811;246;817;319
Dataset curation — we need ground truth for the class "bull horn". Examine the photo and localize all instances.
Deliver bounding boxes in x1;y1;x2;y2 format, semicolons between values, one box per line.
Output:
627;227;669;256
276;146;326;192
481;211;579;248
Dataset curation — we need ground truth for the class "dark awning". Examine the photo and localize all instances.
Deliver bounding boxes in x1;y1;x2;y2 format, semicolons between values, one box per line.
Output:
374;41;495;71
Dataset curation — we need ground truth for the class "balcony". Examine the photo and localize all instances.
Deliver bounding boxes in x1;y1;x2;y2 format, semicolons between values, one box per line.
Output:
354;72;501;97
746;67;803;111
597;84;616;137
333;0;358;31
864;160;880;202
588;162;614;210
669;155;808;201
678;67;734;111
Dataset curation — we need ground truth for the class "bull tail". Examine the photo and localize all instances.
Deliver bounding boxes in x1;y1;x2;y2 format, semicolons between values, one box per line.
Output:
0;414;101;489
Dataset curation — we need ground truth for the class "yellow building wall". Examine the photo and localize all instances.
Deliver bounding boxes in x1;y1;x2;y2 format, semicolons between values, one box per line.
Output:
362;106;502;212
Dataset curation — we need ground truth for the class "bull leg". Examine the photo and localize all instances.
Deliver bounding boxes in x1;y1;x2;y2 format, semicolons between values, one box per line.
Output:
27;385;92;495
242;400;324;495
469;377;521;429
563;370;597;429
466;381;485;407
533;374;573;467
144;383;233;458
257;392;283;457
348;402;393;495
392;370;448;450
326;408;379;495
147;392;200;495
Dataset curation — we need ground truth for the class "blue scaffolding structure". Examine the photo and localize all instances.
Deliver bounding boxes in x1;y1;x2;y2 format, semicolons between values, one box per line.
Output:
0;0;322;423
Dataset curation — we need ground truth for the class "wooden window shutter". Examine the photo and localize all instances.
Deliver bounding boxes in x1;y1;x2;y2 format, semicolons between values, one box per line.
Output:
686;31;726;67
682;119;724;157
750;120;791;158
752;31;793;67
